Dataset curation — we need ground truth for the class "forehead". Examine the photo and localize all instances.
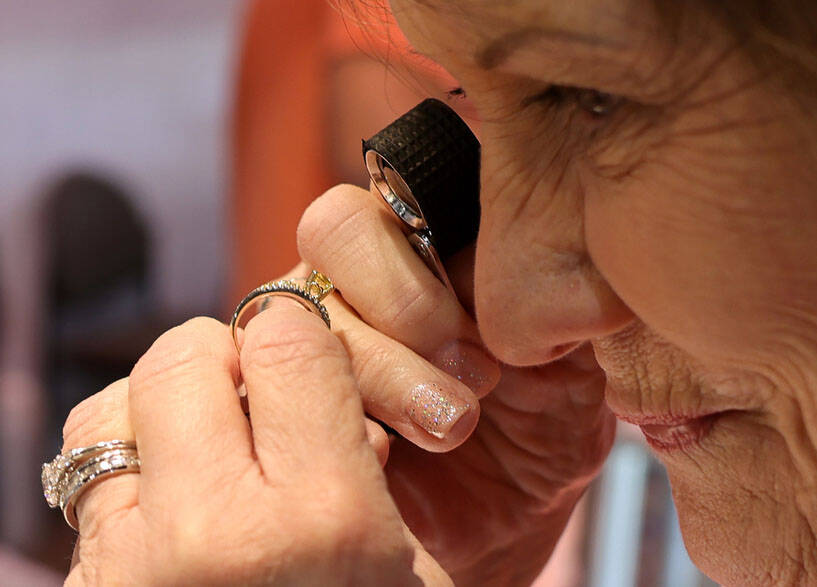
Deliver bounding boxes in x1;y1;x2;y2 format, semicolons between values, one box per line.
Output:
392;0;646;57
389;0;699;98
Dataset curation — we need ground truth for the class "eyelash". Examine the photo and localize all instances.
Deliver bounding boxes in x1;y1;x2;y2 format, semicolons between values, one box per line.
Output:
523;86;620;116
446;85;619;117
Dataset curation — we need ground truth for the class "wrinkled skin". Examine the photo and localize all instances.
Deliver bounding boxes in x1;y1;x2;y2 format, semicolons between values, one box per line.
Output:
63;312;453;586
66;181;615;586
386;0;817;584
296;184;615;585
383;347;613;584
61;1;817;585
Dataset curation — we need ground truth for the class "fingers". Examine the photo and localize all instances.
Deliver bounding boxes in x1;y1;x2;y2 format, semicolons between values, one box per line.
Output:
402;524;455;587
329;295;479;451
241;258;479;452
364;418;389;467
240;325;391;461
298;185;500;396
240;297;382;480
128;317;253;501
61;378;138;538
239;298;423;581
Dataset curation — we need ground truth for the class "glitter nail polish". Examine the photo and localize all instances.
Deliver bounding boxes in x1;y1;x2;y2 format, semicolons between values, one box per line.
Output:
408;383;471;439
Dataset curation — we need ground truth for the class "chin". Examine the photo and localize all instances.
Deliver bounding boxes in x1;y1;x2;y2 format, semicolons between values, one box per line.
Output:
672;486;804;586
658;410;817;585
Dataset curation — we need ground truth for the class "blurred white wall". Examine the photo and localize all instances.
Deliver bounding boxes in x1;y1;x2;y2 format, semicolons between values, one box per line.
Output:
0;0;244;561
0;0;244;315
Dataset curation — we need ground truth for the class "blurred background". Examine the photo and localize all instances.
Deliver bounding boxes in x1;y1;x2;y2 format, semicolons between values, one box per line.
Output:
0;1;716;585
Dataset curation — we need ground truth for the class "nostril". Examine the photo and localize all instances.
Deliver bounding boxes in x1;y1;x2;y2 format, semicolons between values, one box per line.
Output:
479;331;583;366
475;280;634;366
544;342;583;362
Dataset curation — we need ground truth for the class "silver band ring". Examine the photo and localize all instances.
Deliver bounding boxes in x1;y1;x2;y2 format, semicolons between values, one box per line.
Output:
61;448;140;531
42;440;140;531
230;270;334;348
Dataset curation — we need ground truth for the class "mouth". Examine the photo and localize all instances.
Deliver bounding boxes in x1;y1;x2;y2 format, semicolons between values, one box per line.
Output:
613;411;726;452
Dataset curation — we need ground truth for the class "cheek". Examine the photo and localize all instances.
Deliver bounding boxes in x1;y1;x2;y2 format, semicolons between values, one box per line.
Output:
584;94;817;365
584;166;802;363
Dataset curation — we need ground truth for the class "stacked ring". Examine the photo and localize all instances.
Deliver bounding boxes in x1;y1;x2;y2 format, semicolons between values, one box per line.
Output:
41;440;140;531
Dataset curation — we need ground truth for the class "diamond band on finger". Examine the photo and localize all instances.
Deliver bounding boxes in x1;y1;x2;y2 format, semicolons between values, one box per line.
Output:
61;449;140;530
42;440;140;531
230;270;335;347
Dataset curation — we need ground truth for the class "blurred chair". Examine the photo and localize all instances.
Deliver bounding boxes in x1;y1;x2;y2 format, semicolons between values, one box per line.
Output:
41;171;155;433
0;170;176;572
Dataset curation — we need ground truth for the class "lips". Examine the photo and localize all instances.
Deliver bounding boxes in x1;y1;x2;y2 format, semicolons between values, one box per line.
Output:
615;412;723;451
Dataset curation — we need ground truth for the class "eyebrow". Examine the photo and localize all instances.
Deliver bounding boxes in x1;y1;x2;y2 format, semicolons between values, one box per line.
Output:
475;26;621;70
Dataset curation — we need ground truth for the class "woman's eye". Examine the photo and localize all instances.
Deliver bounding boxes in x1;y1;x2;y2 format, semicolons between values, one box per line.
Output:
523;86;621;117
575;89;619;116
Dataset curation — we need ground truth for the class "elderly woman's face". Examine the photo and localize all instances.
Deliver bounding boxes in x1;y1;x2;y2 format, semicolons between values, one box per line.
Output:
391;0;817;583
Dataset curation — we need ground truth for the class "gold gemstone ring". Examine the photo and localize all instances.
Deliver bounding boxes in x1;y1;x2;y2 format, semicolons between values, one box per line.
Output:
230;270;335;348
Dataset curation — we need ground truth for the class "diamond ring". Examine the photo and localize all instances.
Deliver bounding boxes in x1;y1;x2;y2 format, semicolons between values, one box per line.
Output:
230;270;335;348
42;440;140;531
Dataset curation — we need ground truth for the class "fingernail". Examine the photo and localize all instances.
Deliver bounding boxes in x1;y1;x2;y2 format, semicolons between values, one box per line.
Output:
408;383;472;439
433;341;500;396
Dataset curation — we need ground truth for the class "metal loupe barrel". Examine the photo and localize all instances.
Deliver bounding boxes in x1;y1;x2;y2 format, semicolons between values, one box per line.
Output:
362;98;481;279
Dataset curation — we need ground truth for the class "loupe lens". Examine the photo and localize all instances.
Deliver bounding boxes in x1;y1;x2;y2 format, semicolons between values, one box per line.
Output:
362;98;480;269
365;150;425;231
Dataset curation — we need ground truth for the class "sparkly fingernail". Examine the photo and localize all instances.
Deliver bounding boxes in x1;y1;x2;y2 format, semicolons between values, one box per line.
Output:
434;341;500;396
408;383;471;439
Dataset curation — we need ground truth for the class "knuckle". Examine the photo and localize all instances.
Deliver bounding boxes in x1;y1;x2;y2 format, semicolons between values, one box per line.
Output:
298;482;382;548
296;185;377;262
62;400;97;449
346;335;398;395
73;534;104;584
154;503;283;585
288;481;415;579
381;277;446;327
62;382;127;448
241;317;348;374
130;317;234;390
164;507;214;560
154;508;225;582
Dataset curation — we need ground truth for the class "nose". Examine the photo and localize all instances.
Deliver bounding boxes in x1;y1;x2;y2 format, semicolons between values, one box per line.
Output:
473;154;634;366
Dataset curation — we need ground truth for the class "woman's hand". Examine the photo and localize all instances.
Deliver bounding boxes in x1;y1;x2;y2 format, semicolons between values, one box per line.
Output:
62;308;451;585
297;185;616;584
